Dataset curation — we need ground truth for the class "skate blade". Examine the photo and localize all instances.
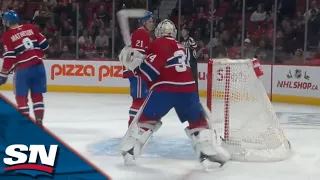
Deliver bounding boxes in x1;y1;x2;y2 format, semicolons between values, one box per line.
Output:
200;159;226;172
122;152;136;166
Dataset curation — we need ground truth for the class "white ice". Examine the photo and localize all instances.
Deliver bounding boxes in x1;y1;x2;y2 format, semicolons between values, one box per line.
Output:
1;90;320;180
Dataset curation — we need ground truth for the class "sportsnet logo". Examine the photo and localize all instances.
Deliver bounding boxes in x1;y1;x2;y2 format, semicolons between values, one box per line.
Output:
3;144;58;175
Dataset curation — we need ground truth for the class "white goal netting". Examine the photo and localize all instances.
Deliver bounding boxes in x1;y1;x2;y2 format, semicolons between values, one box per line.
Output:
206;59;291;162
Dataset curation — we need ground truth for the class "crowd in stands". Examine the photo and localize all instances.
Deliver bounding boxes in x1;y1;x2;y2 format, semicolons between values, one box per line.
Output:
0;0;319;65
171;0;320;65
0;0;146;59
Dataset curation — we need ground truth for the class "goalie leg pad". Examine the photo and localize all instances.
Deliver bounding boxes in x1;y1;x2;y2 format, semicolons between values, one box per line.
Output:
120;120;162;165
186;127;230;170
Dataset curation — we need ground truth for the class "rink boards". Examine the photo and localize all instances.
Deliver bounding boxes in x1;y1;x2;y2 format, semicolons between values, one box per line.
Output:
0;59;319;105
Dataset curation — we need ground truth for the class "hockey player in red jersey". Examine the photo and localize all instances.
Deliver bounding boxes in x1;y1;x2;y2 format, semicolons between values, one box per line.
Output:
0;10;49;125
118;19;230;170
122;11;154;126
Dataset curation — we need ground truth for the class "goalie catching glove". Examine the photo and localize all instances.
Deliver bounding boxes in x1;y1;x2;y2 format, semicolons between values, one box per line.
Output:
119;47;145;71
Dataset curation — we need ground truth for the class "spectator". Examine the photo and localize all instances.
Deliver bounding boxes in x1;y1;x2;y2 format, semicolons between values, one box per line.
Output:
46;46;61;58
12;1;25;19
60;21;73;38
308;51;320;65
196;40;209;61
2;0;13;11
255;39;273;62
78;30;93;45
105;19;113;38
304;1;319;20
46;0;57;8
307;8;320;47
250;4;267;22
212;40;227;58
220;30;232;47
84;43;97;58
207;31;221;48
78;48;88;59
90;13;104;38
67;3;79;30
96;5;110;24
294;12;305;27
43;21;58;38
33;4;52;29
95;28;109;52
243;38;256;58
217;21;226;34
230;0;242;12
228;40;241;59
283;49;304;64
98;49;110;59
60;45;74;59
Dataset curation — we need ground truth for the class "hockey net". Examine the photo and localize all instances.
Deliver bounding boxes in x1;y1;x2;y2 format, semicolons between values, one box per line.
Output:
206;59;291;162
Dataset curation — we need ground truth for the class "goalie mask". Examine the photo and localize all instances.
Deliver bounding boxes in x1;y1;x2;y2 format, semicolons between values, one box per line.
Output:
155;19;177;39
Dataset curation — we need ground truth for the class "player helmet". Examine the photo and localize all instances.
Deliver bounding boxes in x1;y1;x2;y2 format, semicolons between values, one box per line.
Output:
2;10;20;26
138;11;153;23
155;19;177;38
138;11;154;32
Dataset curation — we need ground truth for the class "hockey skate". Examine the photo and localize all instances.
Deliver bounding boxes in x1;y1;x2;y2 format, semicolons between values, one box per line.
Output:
35;116;43;126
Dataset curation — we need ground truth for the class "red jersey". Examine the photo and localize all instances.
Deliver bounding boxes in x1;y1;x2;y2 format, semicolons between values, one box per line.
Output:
1;24;49;72
138;37;197;92
131;27;152;53
123;27;152;78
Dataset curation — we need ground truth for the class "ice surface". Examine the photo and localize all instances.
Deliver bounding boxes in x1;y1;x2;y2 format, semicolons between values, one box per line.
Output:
1;90;320;180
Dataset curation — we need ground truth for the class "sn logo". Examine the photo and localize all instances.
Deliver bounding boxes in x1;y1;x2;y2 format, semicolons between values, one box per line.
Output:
3;144;58;174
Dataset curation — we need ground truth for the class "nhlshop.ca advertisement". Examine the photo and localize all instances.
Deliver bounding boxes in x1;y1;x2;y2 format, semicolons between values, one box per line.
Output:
273;65;320;98
0;96;111;179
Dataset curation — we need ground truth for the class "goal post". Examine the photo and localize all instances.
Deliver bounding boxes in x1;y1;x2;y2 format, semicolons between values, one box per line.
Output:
206;59;291;162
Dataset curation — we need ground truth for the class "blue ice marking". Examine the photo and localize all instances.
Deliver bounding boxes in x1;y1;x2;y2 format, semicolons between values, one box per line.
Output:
89;136;196;160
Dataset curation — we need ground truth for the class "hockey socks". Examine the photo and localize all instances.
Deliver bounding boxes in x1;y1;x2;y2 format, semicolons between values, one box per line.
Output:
16;94;44;125
31;93;44;125
15;95;29;116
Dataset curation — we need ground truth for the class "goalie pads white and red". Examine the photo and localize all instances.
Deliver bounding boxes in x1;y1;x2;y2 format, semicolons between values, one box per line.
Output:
252;58;264;78
118;47;146;71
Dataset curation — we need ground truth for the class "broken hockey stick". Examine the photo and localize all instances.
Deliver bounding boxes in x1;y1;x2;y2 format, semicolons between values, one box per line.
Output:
116;9;148;47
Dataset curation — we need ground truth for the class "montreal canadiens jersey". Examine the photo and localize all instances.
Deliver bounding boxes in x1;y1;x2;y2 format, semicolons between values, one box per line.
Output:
138;37;197;92
1;24;49;72
123;27;152;78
